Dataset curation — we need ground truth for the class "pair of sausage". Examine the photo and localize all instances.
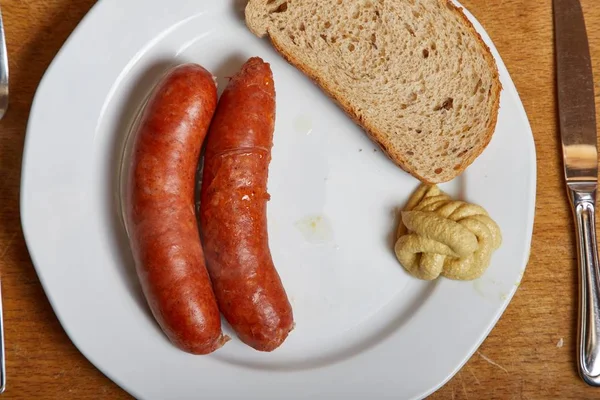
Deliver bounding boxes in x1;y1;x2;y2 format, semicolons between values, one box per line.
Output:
124;58;293;354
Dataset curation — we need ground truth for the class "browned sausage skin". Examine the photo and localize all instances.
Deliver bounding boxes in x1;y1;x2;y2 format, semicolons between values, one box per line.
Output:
125;64;228;355
200;57;294;352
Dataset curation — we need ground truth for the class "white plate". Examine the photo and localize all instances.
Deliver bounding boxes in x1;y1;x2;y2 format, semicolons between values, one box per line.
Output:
20;1;536;399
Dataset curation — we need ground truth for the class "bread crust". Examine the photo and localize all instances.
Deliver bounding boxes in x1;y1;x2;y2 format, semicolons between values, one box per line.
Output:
246;0;502;184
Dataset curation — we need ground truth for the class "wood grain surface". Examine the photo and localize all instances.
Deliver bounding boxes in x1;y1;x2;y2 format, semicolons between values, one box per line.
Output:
0;0;598;398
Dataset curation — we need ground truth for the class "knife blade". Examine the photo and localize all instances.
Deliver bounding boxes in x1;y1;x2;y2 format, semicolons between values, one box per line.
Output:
554;0;600;386
555;0;597;183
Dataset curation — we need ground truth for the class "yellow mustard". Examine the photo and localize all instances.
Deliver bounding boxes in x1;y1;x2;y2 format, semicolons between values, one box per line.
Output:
395;184;502;281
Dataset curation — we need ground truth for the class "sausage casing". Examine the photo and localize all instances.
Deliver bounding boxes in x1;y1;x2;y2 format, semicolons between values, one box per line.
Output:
125;64;227;355
199;57;294;352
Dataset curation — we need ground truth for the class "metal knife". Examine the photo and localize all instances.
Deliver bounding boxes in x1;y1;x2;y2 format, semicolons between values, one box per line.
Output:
554;0;600;386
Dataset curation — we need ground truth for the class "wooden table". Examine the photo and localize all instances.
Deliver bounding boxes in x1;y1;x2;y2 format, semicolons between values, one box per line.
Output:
1;0;599;398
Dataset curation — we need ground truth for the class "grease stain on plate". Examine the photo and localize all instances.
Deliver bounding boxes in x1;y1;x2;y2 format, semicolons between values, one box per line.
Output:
473;278;507;302
293;115;313;135
295;214;333;244
473;278;488;299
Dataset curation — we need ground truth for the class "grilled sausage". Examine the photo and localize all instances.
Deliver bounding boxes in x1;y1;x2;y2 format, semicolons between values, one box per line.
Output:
199;57;294;352
124;64;228;355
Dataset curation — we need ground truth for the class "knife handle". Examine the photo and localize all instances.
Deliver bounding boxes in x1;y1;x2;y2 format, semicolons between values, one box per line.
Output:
569;183;600;386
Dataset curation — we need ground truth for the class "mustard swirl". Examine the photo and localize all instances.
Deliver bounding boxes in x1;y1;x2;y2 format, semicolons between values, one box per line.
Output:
394;184;502;281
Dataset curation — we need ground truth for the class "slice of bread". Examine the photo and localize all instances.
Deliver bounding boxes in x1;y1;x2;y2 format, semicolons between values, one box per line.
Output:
245;0;501;183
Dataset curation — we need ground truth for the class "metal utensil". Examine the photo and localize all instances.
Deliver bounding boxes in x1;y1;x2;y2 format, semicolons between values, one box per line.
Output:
0;4;7;120
554;0;600;387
